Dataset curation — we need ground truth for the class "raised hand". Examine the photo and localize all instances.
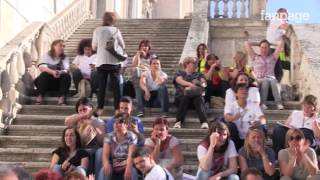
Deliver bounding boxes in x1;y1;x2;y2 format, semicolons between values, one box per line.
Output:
210;132;219;147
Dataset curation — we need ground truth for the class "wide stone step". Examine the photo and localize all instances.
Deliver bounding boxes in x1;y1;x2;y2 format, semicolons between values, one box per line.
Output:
7;125;208;138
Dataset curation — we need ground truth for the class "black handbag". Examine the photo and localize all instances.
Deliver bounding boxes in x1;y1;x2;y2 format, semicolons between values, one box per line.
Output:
105;29;128;62
123;80;135;98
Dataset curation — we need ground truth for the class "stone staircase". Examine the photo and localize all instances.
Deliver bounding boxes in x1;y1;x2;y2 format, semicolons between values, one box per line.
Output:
0;18;300;176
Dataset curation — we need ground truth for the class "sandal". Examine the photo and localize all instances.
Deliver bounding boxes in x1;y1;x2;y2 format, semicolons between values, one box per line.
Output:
57;97;66;106
35;96;43;105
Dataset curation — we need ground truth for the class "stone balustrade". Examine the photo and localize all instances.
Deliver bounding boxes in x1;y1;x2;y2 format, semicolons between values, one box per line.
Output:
288;24;320;101
210;0;266;19
0;0;92;133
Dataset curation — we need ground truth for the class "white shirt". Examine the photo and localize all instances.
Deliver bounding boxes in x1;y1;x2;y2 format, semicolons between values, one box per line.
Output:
38;53;70;70
266;19;286;44
145;165;174;180
142;70;168;91
225;87;260;109
197;140;238;169
224;101;264;139
288;110;320;130
72;54;96;79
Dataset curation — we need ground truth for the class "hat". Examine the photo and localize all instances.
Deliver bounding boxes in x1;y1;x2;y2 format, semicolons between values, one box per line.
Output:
300;128;315;146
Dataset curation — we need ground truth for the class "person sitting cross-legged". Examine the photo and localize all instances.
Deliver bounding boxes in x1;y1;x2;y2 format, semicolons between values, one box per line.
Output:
132;147;174;180
224;83;267;150
136;56;169;118
196;121;239;180
173;56;208;129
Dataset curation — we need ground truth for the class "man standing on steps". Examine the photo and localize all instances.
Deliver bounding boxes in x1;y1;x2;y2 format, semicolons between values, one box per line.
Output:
132;147;174;180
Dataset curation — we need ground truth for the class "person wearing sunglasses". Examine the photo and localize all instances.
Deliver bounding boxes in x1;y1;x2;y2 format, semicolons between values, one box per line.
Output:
278;128;320;180
98;113;138;180
272;95;320;158
239;128;279;180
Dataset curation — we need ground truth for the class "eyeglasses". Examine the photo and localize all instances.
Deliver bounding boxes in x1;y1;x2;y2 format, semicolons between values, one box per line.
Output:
289;135;302;141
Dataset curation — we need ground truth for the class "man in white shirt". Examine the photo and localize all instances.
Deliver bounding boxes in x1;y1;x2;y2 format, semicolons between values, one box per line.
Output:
132;147;174;180
224;83;267;149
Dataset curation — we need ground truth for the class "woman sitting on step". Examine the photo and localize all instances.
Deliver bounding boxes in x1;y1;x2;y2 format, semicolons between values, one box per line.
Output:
50;127;89;176
239;127;279;180
34;39;71;105
65;97;105;175
145;117;184;179
98;112;138;180
173;56;208;129
272;95;320;158
196;43;208;74
279;128;320;180
70;38;98;98
196;121;239;180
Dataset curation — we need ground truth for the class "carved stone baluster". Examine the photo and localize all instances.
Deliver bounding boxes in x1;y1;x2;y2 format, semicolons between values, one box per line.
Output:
16;50;25;78
223;0;229;18
232;0;237;18
240;0;246;18
214;0;220;18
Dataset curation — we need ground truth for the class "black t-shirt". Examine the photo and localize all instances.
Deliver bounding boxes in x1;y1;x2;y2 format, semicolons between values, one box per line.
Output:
173;70;205;97
52;147;89;166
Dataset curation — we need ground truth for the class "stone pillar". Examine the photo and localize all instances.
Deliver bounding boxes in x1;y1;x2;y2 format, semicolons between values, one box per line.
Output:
248;0;266;19
96;0;106;18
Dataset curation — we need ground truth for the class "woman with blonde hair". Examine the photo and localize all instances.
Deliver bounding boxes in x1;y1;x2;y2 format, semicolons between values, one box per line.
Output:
279;128;320;180
239;127;278;179
229;51;256;80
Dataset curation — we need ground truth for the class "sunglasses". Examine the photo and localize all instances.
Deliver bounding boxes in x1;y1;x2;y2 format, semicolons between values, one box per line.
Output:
115;117;126;124
289;135;302;141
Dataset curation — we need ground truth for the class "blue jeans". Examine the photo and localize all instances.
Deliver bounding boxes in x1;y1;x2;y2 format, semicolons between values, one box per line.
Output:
95;148;103;177
97;165;138;180
52;164;87;176
136;85;169;113
196;168;239;180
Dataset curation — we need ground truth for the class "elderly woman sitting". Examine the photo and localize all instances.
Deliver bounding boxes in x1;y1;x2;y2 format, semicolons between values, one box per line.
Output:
173;56;208;129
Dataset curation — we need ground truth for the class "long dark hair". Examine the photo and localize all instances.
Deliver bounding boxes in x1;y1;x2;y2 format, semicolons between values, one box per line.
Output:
200;121;230;154
196;43;208;59
61;127;81;153
205;54;219;70
48;39;66;60
138;39;152;59
77;38;93;55
75;97;93;113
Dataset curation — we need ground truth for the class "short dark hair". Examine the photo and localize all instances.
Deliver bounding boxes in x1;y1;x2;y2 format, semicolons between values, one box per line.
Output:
77;38;92;55
259;39;271;47
150;56;160;65
114;112;130;124
102;12;116;26
120;96;133;105
277;8;288;15
132;147;151;159
75;97;93;113
234;83;248;93
152;117;169;130
241;168;263;180
231;72;249;91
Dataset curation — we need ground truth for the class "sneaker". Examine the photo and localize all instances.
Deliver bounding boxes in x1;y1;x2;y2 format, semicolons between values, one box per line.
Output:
277;103;284;110
201;122;209;129
261;104;268;110
137;112;144;117
173;121;181;129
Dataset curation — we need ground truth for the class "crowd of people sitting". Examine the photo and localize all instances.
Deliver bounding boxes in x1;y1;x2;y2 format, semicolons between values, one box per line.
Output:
4;8;320;180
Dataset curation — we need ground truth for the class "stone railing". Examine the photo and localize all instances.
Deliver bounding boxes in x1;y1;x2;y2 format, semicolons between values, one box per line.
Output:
179;0;210;64
210;0;266;19
0;0;92;134
288;24;320;100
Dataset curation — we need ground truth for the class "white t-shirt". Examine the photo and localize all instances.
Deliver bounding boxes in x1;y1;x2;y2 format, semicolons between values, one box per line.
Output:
145;165;174;180
224;101;264;139
225;87;260;109
142;70;168;91
38;53;70;70
197;140;238;169
72;54;96;79
266;19;286;44
288;110;320;130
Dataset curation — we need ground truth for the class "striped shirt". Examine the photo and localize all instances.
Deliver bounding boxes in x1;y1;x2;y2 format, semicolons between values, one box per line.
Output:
252;55;276;79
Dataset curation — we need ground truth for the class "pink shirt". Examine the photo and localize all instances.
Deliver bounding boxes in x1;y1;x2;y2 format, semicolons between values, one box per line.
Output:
252;55;276;79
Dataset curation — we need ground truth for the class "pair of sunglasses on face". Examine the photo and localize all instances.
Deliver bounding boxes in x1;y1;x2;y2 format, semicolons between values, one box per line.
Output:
289;135;303;141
